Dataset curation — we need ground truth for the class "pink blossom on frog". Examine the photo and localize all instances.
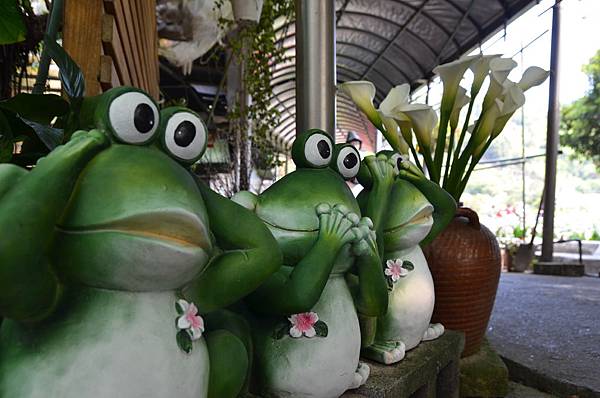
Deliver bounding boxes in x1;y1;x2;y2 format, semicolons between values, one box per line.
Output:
288;312;319;338
177;299;205;340
385;259;409;282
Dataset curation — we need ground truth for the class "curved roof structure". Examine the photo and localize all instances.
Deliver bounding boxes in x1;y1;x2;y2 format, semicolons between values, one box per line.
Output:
269;0;536;151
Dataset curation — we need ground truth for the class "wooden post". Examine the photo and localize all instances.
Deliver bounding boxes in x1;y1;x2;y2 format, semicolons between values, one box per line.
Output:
62;0;103;96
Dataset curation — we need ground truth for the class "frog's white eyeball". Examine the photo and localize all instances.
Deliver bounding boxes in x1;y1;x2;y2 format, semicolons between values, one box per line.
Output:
163;111;207;163
390;153;404;173
304;133;332;167
108;91;159;144
336;145;360;179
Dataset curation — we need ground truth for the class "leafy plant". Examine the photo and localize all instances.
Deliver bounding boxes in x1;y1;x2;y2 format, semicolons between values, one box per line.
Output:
561;49;600;171
214;0;293;190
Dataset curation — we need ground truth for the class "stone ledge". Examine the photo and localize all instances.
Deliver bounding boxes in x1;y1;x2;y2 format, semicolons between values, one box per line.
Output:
344;330;465;398
534;261;585;276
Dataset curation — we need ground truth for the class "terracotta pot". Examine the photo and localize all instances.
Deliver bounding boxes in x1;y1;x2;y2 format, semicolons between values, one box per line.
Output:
423;207;501;357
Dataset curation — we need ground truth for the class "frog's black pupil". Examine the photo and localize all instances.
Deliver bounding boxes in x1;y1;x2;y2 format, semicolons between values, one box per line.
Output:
344;152;358;169
397;156;403;170
317;139;330;159
134;103;154;134
174;120;196;147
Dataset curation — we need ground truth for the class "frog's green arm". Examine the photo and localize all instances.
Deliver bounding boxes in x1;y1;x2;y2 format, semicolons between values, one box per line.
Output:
182;180;282;313
351;239;388;317
0;131;108;322
399;171;457;247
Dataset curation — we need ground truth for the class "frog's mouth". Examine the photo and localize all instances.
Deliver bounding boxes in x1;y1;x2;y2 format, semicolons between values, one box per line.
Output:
261;218;318;233
58;209;211;249
383;204;434;235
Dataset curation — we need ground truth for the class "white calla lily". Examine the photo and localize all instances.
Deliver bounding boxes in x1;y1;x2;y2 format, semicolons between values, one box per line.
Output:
379;84;410;117
449;86;470;132
339;81;381;127
401;104;438;150
518;66;550;92
472;98;503;151
433;56;478;102
469;54;502;95
482;58;518;110
490;82;526;138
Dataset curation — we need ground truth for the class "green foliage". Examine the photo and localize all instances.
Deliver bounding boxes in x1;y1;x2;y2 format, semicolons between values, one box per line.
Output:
561;49;600;171
43;36;86;99
0;0;27;45
590;230;600;241
216;0;294;171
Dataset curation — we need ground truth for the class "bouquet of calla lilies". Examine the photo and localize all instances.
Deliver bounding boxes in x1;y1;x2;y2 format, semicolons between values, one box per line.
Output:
339;54;549;201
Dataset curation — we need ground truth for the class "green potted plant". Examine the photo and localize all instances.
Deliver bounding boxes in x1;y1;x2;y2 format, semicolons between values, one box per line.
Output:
340;54;549;356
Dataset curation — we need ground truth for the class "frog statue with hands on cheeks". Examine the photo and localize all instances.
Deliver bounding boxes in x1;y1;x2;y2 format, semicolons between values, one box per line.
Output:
0;87;282;398
232;129;389;398
356;151;456;365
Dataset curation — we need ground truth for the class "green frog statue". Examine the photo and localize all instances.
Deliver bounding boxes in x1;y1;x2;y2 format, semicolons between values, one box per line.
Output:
232;129;389;398
0;87;282;398
357;152;456;364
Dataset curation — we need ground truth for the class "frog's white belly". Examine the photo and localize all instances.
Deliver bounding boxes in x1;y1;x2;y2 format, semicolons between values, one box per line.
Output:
256;275;361;398
0;288;209;398
377;246;435;350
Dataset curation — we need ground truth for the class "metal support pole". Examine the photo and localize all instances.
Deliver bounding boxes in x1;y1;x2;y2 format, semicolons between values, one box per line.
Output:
541;1;561;262
295;0;336;137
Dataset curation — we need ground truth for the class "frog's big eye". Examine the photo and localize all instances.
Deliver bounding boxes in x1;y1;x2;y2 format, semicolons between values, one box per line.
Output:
162;111;207;163
333;145;361;179
108;92;159;144
304;132;333;167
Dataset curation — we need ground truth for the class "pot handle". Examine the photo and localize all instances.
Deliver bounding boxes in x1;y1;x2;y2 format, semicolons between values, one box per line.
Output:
456;207;480;229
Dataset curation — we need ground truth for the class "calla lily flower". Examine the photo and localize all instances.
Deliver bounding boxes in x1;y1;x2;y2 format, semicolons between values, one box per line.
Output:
397;119;413;146
469;54;502;96
401;104;438;150
491;82;526;138
339;81;382;127
449;86;470;132
379;84;411;117
433;56;478;105
472;98;503;153
518;66;550;92
482;58;518;110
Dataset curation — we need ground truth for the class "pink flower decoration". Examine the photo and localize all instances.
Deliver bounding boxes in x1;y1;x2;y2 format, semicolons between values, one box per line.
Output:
385;259;409;282
288;312;319;338
177;299;205;341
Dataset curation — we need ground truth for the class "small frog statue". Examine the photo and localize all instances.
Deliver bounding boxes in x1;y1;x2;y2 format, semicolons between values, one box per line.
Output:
232;129;389;398
356;152;456;364
0;87;282;398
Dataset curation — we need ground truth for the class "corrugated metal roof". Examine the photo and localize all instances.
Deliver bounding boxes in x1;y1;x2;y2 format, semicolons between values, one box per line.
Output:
269;0;537;151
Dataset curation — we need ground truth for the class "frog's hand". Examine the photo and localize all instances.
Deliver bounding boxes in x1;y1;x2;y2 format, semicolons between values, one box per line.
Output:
247;203;359;316
350;217;388;317
183;180;282;313
359;155;396;257
0;130;109;322
399;171;457;247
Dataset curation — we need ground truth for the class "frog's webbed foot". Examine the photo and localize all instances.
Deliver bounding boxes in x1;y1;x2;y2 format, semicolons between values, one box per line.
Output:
362;340;406;365
422;323;445;341
350;217;376;256
315;203;360;247
349;361;370;389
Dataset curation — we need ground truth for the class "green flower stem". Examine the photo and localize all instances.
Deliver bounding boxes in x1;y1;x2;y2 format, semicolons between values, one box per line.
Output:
421;146;436;182
456;134;494;199
442;125;456;187
432;99;453;183
447;97;476;187
406;138;423;172
33;0;64;95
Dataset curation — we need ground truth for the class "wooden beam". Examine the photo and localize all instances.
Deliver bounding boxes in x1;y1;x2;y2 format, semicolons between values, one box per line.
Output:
62;0;103;95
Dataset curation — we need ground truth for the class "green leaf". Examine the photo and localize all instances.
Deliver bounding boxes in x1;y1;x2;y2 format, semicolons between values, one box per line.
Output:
402;261;415;271
176;330;193;354
314;320;328;337
272;322;289;340
0;94;70;124
0;1;26;45
43;36;86;98
386;277;395;291
20;118;63;150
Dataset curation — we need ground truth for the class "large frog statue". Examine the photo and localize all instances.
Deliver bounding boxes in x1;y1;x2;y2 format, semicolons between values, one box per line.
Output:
357;152;456;364
232;129;388;398
0;87;281;398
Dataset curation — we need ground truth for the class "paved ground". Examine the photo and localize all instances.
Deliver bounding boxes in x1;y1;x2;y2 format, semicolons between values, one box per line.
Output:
487;273;600;395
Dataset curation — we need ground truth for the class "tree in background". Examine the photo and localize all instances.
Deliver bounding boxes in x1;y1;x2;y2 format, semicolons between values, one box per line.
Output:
560;49;600;171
